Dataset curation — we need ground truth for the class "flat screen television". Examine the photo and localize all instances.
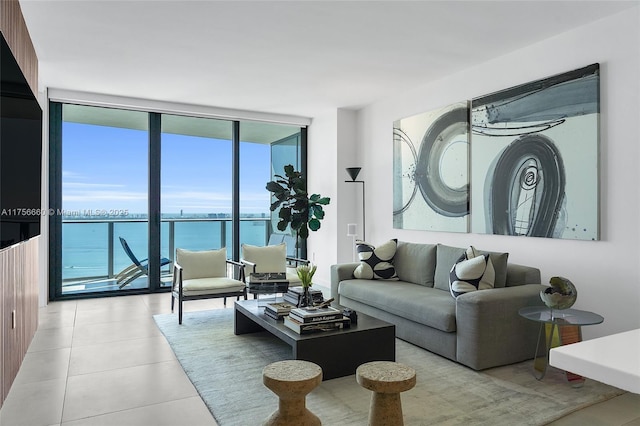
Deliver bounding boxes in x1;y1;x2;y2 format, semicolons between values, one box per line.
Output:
1;34;43;249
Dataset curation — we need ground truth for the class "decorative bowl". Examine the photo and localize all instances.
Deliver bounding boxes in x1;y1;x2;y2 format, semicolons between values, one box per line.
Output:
540;276;577;310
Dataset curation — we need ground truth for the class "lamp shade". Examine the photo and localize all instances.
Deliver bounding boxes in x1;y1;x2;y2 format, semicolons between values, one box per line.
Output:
346;167;362;181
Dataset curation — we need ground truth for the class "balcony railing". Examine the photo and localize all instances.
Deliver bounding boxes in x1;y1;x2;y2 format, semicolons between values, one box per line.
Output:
62;217;272;289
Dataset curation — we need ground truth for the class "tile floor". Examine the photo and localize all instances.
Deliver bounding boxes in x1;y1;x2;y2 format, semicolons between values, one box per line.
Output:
1;292;638;426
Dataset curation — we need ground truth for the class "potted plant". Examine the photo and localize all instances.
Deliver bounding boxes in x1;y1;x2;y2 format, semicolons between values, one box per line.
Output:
266;164;330;239
296;263;317;307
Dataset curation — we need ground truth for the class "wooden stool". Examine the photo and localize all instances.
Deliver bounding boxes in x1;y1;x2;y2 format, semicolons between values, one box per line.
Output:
356;361;416;426
262;360;323;426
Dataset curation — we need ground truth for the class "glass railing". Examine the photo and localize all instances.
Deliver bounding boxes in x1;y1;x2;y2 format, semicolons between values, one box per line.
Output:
61;217;272;292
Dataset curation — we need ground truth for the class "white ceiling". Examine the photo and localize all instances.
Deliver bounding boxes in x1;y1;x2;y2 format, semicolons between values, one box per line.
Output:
19;0;637;119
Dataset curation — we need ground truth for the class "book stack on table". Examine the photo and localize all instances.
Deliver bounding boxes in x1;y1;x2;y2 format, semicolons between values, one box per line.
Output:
263;302;295;321
283;286;324;307
283;306;351;334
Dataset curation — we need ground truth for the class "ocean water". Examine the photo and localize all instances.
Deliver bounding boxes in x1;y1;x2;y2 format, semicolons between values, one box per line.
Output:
62;219;269;280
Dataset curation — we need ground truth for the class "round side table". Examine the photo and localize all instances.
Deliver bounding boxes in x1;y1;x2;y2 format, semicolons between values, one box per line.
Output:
262;360;322;426
356;361;416;426
518;306;603;386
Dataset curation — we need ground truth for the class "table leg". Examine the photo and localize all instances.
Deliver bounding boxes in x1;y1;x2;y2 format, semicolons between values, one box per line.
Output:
234;307;264;335
533;322;556;380
558;325;585;387
532;322;585;386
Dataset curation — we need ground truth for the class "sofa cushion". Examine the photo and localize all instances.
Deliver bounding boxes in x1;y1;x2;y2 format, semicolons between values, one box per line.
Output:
434;244;465;290
354;239;399;280
449;246;495;298
180;277;245;296
482;250;509;288
394;241;436;287
435;244;509;290
338;279;456;332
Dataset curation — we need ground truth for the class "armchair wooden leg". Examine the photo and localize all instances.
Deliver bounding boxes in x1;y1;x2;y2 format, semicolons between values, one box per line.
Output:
171;293;175;312
224;297;227;306
178;294;183;325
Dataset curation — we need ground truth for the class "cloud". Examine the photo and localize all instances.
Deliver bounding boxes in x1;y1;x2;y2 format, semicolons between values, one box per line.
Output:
62;170;85;179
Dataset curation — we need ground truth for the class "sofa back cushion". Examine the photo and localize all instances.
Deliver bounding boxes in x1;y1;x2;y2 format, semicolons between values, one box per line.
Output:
449;246;495;298
394;241;436;287
435;244;509;290
435;244;466;290
482;250;509;288
354;239;399;280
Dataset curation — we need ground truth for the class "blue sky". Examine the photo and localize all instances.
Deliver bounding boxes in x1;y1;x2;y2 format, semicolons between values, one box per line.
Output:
62;122;271;215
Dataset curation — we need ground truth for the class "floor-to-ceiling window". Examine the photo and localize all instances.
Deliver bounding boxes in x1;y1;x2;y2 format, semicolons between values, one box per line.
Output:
160;114;233;262
239;121;302;256
58;104;149;295
49;102;306;300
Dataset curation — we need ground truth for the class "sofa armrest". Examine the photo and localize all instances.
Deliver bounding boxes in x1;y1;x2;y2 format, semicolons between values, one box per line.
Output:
330;263;359;304
455;284;546;370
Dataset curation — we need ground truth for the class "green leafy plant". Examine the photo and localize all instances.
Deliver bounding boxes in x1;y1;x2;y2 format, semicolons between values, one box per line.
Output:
266;164;330;239
296;263;317;288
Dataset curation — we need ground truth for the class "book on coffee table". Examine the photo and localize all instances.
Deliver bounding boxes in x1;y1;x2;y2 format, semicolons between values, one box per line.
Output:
283;315;350;334
289;306;343;323
265;302;295;314
264;302;294;320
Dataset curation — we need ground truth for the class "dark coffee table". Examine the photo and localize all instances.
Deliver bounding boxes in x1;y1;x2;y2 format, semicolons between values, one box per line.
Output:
234;299;396;380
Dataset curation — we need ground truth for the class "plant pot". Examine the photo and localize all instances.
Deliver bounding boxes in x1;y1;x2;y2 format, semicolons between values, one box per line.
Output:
299;286;313;308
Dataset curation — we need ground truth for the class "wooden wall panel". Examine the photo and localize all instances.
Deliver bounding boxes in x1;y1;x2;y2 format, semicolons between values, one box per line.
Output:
0;0;38;95
0;0;40;408
0;238;39;408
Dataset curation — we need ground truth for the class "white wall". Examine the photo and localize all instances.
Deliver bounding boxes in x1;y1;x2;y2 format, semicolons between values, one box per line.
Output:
308;108;361;287
353;8;640;339
336;109;360;264
307;110;339;286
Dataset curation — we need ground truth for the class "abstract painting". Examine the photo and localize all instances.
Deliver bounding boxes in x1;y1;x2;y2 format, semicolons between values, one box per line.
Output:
393;102;469;232
470;64;600;240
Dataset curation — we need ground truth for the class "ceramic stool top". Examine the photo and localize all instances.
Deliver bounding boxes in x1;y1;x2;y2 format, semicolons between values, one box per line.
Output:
263;360;323;397
356;361;416;393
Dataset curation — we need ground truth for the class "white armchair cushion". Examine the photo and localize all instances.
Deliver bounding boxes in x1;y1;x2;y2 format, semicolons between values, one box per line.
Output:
176;248;227;280
241;243;286;273
180;277;245;296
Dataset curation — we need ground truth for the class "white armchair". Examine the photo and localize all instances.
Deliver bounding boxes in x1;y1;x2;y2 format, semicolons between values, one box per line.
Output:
171;248;247;324
240;242;309;286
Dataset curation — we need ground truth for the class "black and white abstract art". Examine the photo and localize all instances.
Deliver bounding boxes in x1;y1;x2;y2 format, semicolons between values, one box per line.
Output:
470;64;600;240
393;102;469;232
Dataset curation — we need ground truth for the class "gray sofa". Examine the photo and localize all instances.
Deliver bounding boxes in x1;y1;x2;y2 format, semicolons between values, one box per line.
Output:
330;241;546;370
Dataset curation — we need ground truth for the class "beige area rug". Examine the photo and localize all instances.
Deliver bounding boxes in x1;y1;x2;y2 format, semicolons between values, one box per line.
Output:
154;309;625;426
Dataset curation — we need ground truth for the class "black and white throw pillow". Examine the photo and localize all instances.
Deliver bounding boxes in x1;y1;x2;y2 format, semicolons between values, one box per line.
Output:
354;239;399;280
449;246;495;298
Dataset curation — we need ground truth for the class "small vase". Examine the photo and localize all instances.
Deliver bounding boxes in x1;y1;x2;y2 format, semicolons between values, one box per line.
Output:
299;286;312;308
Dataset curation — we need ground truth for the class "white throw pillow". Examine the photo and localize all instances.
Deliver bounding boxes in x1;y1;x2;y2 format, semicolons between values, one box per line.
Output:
176;248;227;280
449;246;495;298
354;239;399;280
242;243;286;273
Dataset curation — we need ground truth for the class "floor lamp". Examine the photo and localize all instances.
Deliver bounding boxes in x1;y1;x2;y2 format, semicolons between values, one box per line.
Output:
345;167;365;242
